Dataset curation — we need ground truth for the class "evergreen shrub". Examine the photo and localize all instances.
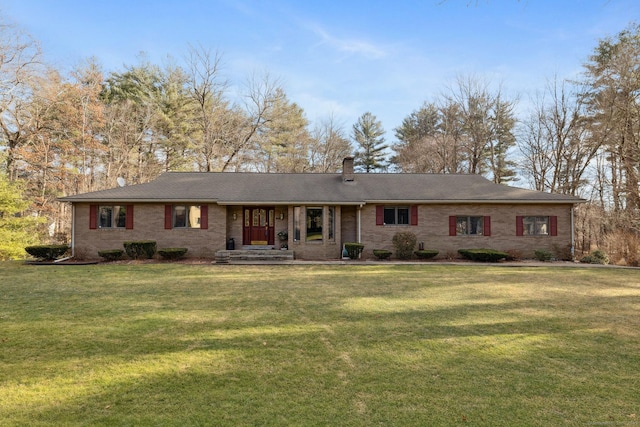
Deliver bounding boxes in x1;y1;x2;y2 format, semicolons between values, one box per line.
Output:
344;243;364;260
580;249;609;265
24;245;69;261
158;248;188;260
414;249;439;260
123;241;157;259
458;248;508;262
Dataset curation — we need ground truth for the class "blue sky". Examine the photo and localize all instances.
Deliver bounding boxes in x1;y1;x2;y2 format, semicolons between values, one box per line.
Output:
1;0;639;141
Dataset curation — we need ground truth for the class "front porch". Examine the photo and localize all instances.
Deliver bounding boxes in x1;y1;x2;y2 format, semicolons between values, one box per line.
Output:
224;204;351;261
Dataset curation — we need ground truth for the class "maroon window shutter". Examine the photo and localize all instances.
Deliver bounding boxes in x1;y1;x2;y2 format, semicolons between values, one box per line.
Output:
483;216;491;236
200;205;208;229
449;216;457;236
376;205;384;226
125;205;134;229
516;216;524;236
89;204;98;229
550;216;558;236
164;205;173;229
410;205;418;226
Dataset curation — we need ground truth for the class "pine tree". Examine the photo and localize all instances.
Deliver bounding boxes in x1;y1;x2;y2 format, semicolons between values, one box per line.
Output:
352;112;388;172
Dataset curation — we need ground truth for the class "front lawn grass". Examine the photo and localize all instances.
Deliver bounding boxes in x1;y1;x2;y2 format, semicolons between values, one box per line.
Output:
1;262;638;426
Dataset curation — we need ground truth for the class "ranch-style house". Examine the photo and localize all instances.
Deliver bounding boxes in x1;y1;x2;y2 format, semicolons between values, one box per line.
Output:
58;157;584;261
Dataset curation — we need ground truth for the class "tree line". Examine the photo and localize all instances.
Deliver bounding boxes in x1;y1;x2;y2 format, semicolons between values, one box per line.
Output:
1;15;639;263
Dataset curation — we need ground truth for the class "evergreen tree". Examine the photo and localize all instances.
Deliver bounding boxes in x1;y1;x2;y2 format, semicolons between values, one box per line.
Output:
0;170;44;259
352;112;388;172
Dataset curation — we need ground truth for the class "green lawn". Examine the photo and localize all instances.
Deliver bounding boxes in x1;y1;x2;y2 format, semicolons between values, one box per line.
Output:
1;261;639;426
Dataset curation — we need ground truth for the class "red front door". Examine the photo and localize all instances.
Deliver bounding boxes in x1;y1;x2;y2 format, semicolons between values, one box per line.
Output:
243;207;275;246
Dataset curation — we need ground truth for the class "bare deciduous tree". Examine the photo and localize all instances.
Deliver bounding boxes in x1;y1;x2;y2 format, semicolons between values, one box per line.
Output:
308;114;352;172
392;76;516;181
0;18;44;180
518;77;599;196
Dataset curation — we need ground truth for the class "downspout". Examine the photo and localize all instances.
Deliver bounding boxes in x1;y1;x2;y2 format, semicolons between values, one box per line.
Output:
54;203;75;263
570;205;575;261
357;204;363;243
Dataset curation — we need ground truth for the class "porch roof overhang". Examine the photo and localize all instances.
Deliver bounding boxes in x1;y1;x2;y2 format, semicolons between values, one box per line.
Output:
218;201;366;206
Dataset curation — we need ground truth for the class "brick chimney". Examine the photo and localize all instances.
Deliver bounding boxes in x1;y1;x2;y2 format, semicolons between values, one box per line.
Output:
342;157;355;182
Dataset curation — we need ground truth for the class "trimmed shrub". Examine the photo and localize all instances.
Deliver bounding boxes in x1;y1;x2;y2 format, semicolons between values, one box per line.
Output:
414;249;439;260
580;249;609;265
123;240;157;260
158;247;188;260
98;249;124;261
392;231;417;260
24;244;69;261
533;249;553;262
372;249;392;260
458;248;508;263
344;243;364;260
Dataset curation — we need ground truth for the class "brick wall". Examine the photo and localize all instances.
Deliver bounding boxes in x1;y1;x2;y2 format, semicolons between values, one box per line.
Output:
73;202;576;261
358;203;575;259
73;203;227;259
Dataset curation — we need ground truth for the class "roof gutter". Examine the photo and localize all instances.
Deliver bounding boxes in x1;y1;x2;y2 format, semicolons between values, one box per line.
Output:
57;198;221;204
365;200;586;205
58;199;584;205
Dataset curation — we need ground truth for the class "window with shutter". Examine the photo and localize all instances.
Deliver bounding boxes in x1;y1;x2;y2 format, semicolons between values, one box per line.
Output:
377;205;412;225
519;216;555;236
92;205;131;229
166;205;204;229
452;216;486;235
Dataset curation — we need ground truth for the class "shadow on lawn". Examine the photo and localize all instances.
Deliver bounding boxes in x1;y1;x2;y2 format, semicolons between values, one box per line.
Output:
13;292;640;425
3;264;639;425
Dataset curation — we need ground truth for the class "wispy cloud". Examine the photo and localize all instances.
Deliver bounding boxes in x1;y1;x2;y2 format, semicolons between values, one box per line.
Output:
307;24;388;60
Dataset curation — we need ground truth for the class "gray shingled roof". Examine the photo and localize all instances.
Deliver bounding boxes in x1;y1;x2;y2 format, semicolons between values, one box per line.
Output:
58;172;584;205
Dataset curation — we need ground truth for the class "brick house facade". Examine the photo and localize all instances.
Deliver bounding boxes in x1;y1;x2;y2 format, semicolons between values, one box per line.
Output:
60;158;583;260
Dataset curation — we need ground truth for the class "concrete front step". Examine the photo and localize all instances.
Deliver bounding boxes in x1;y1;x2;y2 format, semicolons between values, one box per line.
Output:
215;249;294;263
